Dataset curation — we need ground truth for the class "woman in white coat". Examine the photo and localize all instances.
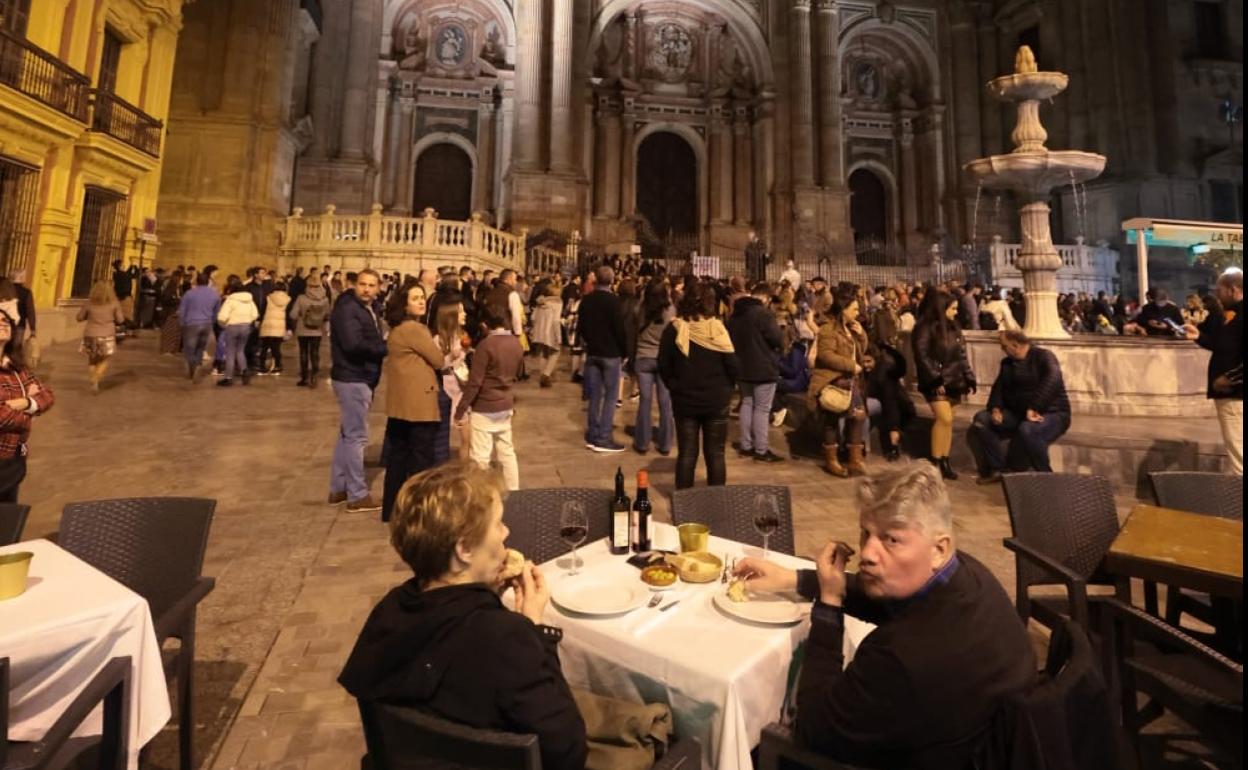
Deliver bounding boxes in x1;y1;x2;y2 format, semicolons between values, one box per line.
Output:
216;275;259;386
258;282;291;374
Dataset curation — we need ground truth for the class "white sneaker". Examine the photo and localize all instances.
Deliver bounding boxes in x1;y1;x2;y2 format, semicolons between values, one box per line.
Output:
771;407;788;427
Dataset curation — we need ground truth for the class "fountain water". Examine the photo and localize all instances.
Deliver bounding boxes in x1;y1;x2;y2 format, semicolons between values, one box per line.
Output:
963;46;1106;338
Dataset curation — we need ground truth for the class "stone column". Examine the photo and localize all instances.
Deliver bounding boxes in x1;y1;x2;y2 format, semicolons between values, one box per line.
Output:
929;108;947;231
496;82;515;217
710;104;733;223
788;0;816;188
381;84;403;209
976;21;1002;156
306;0;348;157
594;100;622;217
549;0;576;173
899;121;919;244
624;11;639;80
620;107;636;217
476;93;497;214
397;101;416;214
734;104;753;225
340;0;380;159
815;0;842;188
756;93;776;239
513;0;545;171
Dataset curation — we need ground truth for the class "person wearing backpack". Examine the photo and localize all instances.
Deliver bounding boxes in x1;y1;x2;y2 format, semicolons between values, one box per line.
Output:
289;278;329;387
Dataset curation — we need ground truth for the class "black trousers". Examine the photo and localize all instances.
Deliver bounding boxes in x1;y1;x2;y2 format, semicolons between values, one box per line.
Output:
381;417;439;522
869;376;916;450
259;338;283;371
0;456;27;503
298;337;321;380
674;412;728;490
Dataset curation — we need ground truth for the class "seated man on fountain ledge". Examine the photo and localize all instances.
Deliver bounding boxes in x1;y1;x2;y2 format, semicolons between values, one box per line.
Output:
968;329;1072;483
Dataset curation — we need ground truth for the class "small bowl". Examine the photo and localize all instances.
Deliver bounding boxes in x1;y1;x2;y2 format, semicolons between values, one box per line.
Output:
640;564;679;590
667;551;723;584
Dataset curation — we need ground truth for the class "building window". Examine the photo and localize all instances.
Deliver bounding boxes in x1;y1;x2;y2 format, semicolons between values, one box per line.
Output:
72;186;129;298
1194;1;1229;60
0;156;40;277
98;27;123;93
1209;180;1243;224
0;0;30;36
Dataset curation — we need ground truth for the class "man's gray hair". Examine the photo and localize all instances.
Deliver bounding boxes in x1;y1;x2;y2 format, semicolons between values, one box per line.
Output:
856;462;954;538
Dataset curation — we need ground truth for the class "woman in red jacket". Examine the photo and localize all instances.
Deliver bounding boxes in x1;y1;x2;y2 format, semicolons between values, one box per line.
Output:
0;309;55;502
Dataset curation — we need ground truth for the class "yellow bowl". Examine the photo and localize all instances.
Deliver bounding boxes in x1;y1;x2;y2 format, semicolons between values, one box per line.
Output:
0;551;33;601
667;551;723;584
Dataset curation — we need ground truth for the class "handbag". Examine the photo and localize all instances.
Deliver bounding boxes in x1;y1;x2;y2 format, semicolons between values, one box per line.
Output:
818;383;852;413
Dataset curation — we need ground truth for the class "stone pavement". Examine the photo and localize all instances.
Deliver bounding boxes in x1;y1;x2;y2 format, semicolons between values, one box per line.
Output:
18;335;1195;769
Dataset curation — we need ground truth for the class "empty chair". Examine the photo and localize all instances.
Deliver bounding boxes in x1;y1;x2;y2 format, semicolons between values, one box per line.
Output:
58;498;216;770
1148;471;1242;520
670;485;795;556
1001;473;1126;630
501;488;612;565
0;504;28;547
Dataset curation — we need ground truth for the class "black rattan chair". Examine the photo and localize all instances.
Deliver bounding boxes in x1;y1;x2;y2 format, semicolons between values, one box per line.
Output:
2;655;131;770
359;701;701;770
670;485;795;556
501;488;613;565
57;498;216;770
757;722;867;770
1001;473;1127;630
1148;471;1242;520
1101;598;1243;767
0;504;29;547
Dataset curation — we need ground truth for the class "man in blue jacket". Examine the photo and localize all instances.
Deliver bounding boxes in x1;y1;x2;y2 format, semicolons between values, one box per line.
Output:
329;269;388;512
179;271;221;381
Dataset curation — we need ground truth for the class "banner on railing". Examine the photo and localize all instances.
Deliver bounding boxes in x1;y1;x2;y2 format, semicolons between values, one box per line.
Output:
690;255;720;278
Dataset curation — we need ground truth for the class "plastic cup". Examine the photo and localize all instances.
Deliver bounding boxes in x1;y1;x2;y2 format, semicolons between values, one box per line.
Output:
0;551;33;600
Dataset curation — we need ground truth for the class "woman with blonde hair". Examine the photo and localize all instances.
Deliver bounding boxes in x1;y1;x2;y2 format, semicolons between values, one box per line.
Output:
76;279;125;392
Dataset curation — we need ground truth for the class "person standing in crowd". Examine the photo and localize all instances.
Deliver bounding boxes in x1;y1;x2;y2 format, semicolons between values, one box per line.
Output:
0;309;54;502
455;305;524;490
179;271;220;381
289;276;330;387
136;266;159;329
633;281;675;456
76;280;126;393
1181;293;1209;327
9;271;36;348
969;330;1071;483
328;269;388;512
258;280;291;375
242;267;269;371
381;282;445;522
728;281;785;463
215;275;259;387
529;279;563;388
658;282;739;489
1185;269;1243;475
289;267;307;302
563;272;589;383
867;298;915;462
111;259;139;330
744;231;768;283
434;299;471;459
485;268;525;337
157;268;185;355
578;266;628;452
956;283;982;330
809;291;869;477
912;289;975;480
1126;288;1183;336
979;287;1020;331
780;259;802;290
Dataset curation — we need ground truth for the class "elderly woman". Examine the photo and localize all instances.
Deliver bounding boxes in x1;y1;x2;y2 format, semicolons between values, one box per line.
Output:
732;462;1035;768
809;291;869;477
339;461;588;770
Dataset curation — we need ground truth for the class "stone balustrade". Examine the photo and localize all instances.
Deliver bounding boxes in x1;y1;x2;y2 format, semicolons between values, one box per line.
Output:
988;235;1119;294
279;204;528;275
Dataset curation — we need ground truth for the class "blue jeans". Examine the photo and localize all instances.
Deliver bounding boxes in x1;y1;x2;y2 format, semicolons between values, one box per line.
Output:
634;357;673;453
330;380;374;501
970;408;1069;473
182;323;212;372
222;324;251;379
584;356;621;446
739;381;777;454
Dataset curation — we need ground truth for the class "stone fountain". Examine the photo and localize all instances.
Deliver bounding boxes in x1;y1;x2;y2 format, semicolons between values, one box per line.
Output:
963;46;1106;339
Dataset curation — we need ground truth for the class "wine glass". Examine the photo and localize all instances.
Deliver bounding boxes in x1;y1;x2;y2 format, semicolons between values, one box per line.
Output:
559;501;588;576
752;493;781;561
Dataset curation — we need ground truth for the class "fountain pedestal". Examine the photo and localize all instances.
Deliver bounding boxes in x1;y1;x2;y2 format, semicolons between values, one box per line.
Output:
1017;199;1067;338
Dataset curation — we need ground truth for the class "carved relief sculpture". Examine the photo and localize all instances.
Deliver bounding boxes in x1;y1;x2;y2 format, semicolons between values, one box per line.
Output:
649;23;694;82
398;15;427;70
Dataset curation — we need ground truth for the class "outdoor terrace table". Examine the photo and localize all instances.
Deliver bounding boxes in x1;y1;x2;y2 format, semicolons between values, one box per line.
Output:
1104;504;1243;601
535;522;874;770
0;539;171;770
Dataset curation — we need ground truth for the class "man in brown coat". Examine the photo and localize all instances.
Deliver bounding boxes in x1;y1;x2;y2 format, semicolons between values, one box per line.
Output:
455;305;524;490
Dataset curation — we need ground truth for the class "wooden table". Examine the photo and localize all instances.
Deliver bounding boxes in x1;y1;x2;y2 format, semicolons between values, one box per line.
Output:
1105;504;1243;600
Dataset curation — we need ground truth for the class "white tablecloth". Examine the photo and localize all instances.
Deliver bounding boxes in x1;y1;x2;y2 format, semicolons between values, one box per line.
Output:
538;524;873;770
0;539;171;770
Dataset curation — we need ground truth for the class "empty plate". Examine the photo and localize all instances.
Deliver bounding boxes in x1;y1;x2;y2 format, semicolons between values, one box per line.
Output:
552;579;651;616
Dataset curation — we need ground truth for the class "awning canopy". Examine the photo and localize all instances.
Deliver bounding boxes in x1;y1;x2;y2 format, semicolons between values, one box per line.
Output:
1122;218;1243;251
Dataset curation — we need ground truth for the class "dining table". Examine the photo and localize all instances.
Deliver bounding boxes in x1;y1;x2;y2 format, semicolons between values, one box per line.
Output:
0;539;171;770
1104;504;1243;600
536;522;874;770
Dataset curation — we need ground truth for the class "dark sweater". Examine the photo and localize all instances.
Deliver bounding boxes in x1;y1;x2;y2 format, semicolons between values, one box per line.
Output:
794;553;1036;769
1196;299;1243;400
987;346;1071;417
656;323;740;417
726;297;783;383
577;288;628;358
330;291;388;387
455;330;523;420
339;582;587;770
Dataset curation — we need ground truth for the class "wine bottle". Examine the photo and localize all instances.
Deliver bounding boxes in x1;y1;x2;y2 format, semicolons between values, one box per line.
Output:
632;470;652;553
609;467;631;555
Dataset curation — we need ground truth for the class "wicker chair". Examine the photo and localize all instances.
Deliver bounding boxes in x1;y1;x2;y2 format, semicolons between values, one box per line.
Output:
358;701;701;770
57;498;216;770
0;504;29;547
1001;473;1127;630
757;722;867;770
502;488;613;566
670;486;795;556
2;656;131;770
1148;471;1243;520
1101;598;1243;767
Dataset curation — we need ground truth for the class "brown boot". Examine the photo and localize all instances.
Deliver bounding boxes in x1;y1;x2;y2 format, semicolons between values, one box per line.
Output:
822;443;848;477
847;443;867;476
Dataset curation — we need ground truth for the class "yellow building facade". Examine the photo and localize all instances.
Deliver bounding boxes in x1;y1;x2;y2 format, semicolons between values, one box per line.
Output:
0;0;183;340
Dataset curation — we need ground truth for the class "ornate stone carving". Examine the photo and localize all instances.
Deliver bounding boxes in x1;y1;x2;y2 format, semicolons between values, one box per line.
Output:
649;23;694;82
434;22;469;66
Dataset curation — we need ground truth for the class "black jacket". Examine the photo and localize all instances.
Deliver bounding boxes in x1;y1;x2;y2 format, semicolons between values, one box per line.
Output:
1135;301;1183;336
911;319;975;398
657;323;740;417
987;346;1071;417
578;289;628;358
794;553;1036;770
330;291;388;386
339;582;587;770
726;297;783;383
1196;299;1243;400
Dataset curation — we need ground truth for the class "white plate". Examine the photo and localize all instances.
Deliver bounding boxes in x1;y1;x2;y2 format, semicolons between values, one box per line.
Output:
552;579;651;616
712;589;806;625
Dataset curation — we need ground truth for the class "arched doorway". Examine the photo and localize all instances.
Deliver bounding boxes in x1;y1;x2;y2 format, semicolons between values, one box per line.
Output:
636;132;697;255
849;167;889;259
413;143;472;220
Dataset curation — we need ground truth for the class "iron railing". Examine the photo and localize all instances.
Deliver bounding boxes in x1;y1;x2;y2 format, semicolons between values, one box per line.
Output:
0;27;90;121
90;89;162;156
0;156;40;276
72;187;128;298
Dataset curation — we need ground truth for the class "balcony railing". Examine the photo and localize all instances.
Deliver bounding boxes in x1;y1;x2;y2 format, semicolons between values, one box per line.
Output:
0;28;90;121
91;89;163;156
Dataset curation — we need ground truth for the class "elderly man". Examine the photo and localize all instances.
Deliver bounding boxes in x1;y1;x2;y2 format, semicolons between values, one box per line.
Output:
733;463;1035;768
969;329;1071;483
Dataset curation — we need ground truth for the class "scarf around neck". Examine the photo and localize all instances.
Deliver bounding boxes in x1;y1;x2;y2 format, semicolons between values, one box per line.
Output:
672;317;735;357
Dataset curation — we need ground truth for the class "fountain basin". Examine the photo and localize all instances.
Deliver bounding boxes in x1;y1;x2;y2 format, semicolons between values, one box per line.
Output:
963;151;1106;196
987;71;1069;102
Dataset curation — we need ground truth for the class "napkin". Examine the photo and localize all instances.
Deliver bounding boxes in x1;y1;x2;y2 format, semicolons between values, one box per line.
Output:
572;687;673;770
